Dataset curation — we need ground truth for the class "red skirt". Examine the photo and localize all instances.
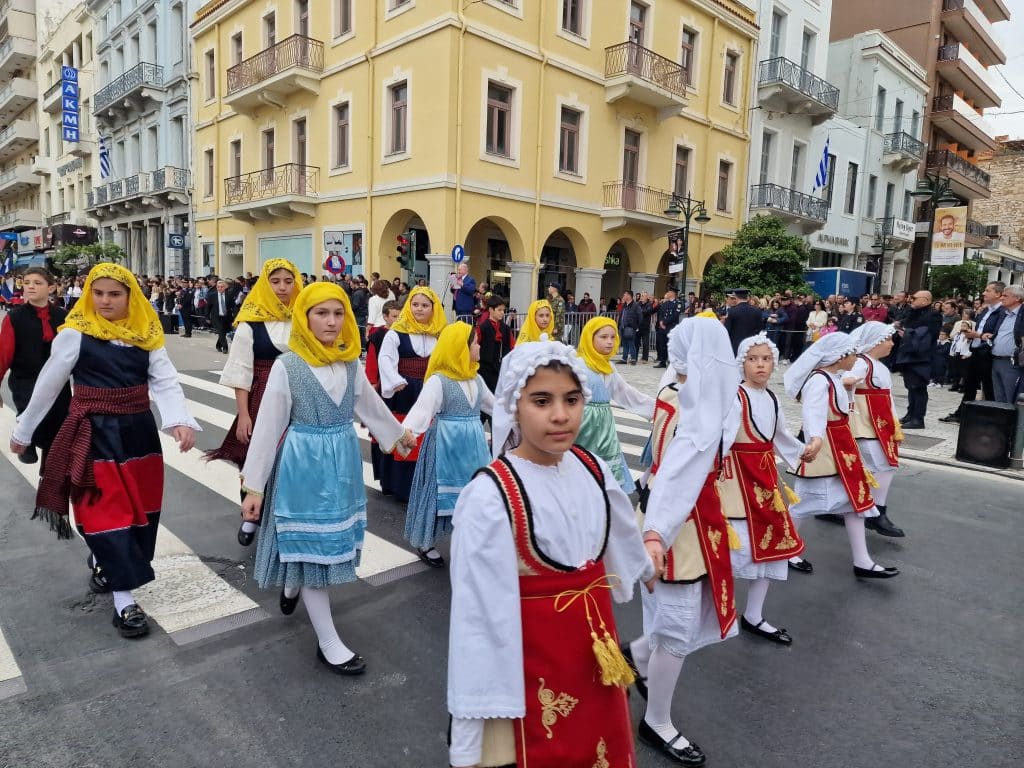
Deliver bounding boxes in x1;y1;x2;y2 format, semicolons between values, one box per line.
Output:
204;359;275;468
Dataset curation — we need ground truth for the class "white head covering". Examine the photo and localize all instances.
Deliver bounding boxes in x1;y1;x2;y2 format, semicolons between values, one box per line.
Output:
783;332;858;399
489;340;593;458
849;321;897;354
735;333;779;369
668;317;740;451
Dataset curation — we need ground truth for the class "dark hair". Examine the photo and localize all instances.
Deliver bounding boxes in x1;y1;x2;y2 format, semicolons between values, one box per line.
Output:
23;267;55;285
486;295;507;310
382;300;401;316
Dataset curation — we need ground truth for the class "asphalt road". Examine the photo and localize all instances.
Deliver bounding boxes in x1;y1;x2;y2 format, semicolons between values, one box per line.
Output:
0;331;1020;768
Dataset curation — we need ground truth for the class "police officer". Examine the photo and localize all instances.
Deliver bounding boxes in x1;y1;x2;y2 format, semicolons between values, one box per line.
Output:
654;288;681;368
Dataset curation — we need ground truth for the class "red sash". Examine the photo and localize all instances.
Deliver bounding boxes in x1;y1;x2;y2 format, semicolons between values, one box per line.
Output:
649;387;678;475
824;415;875;513
686;468;737;638
855;357;899;467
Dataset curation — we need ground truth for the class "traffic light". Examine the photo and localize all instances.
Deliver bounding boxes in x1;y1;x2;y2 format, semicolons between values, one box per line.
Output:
396;233;411;270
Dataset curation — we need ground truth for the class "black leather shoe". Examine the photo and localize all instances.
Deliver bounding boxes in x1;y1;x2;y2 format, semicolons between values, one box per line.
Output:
87;554;111;594
417;548;446;568
638;720;706;766
112;605;150;638
237;524;255;546
788;559;813;574
17;445;38;464
865;514;905;538
280;589;300;616
653;362;667;368
316;646;366;676
620;642;648;701
740;616;792;645
938;413;960;424
815;513;845;525
853;564;899;579
901;420;925;429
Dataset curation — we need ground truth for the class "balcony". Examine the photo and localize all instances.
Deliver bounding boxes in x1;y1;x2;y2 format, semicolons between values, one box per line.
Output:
0;165;41;201
94;62;165;120
0;119;37;163
0;208;41;231
46;211;70;226
926;149;990;199
965;217;994;247
150;165;191;205
0;35;34;81
225;35;324;114
757;57;839;124
224;163;319;220
0;77;35;124
600;181;686;234
42;79;64;114
604;42;688;121
930;94;997;152
882;132;926;172
875;217;916;251
749;183;828;232
31;155;53;175
974;0;1010;22
941;0;1005;66
936;43;1000;108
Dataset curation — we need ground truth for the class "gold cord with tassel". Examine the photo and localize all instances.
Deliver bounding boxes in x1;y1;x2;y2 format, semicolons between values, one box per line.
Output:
772;487;786;513
784;483;800;506
726;521;742;551
550;576;635;688
864;467;880;489
893;421;905;442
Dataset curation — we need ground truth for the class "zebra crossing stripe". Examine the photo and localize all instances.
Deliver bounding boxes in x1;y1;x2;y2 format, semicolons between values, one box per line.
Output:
0;626;26;701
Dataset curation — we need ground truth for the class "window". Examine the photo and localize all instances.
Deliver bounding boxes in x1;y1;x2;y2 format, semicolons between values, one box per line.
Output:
558;107;581;174
759;131;773;185
673;146;690;196
629;3;646;47
561;0;582;35
485;82;513;157
337;0;352;36
903;190;913;221
229;140;241;178
717;161;731;211
866;174;877;217
884;182;895;219
893;99;904;134
264;13;276;46
790;143;803;190
769;11;783;58
875;87;886;132
910;110;920;138
622;129;640;185
263;129;275;170
800;30;815;70
296;0;310;37
203;149;214;196
823;154;836;206
294;118;307;166
204;50;215;99
389;81;408;155
334;102;350;168
680;28;697;86
844;162;858;215
723;52;738;105
390;0;411;10
231;33;243;65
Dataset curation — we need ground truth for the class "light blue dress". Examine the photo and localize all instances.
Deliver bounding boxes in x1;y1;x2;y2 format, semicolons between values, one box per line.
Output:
577;368;634;495
254;353;365;589
405;375;490;550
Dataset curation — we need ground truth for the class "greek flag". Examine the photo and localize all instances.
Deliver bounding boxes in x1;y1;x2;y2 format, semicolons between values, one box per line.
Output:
99;135;111;179
813;136;830;193
0;251;13;275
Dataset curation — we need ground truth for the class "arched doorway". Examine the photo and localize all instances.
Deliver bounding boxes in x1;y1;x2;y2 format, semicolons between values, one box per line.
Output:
538;228;581;298
379;209;430;283
602;238;642;304
701;251;726;297
463;216;526;301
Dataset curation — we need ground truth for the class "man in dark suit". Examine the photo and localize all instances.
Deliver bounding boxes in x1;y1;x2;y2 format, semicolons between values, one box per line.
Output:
451;263;477;320
893;290;942;429
723;288;764;354
939;281;1004;423
207;278;238;353
654;288;681;368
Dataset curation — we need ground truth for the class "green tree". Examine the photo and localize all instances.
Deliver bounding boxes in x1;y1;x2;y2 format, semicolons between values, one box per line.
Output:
701;215;812;298
51;242;126;277
928;261;987;300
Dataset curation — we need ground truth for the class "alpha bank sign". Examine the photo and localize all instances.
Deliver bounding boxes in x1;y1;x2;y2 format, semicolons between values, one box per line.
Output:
61;66;80;143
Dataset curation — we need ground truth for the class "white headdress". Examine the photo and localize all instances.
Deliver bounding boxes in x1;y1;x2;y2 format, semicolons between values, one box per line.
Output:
783;332;858;399
489;340;593;458
735;333;779;369
849;321;897;354
668;317;740;451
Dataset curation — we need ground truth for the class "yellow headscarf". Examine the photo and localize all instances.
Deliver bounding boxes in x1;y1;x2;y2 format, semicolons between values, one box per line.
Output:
61;262;164;351
424;321;479;382
577;316;620;375
288;282;361;366
390;286;447;337
233;258;301;326
516;299;554;343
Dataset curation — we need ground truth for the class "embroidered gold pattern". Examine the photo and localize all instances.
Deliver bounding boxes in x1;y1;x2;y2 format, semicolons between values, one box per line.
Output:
537;678;578;739
841;451;858;470
593;738;610;768
759;525;774;550
776;518;798;550
753;484;774;508
857;481;867;504
875;417;889;431
707;529;722;556
719;579;729;616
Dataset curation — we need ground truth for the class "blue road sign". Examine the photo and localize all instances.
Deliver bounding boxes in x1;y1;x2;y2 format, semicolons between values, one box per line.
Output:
61;66;78;82
451;244;465;264
168;234;185;249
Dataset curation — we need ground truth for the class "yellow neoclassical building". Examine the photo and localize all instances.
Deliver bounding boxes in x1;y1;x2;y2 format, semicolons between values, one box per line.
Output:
191;0;756;308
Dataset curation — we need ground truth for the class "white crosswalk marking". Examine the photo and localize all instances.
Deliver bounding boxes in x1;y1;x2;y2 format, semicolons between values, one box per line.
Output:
0;625;26;702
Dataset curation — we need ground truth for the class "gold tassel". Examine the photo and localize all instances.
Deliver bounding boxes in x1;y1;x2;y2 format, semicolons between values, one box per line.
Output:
864;467;880;489
726;521;742;551
784;484;801;506
772;487;786;513
893;422;905;442
591;631;635;687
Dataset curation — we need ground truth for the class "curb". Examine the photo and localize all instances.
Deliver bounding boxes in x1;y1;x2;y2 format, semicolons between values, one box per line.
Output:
898;450;1024;480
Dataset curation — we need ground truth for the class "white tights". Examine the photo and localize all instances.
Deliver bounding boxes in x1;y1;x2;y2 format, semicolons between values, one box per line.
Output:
643;645;690;747
790;512;877;570
870;470;895;507
300;587;355;664
743;578;777;632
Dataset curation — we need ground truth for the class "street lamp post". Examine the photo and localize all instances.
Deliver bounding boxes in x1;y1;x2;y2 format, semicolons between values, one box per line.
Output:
871;217;895;295
664;192;711;288
910;174;962;290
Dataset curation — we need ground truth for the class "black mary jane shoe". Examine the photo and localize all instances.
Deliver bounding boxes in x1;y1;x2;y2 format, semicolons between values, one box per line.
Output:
620;642;648;701
417;548;446;568
87;555;111;594
316;646;366;676
740;616;792;645
237;524;255;547
280;589;300;616
788;558;813;574
112;604;150;639
865;514;905;538
815;513;845;525
853;564;900;579
638;720;706;766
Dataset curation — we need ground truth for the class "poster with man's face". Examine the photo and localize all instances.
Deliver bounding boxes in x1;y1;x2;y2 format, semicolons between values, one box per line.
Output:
931;206;967;265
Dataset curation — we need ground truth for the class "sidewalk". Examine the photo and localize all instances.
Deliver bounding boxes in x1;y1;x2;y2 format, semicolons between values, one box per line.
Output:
614;356;1024;480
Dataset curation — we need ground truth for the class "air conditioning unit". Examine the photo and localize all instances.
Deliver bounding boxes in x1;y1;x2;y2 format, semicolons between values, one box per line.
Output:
985;224;1000;237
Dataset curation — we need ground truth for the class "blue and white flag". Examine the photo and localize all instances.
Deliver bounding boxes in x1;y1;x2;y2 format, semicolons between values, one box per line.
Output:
99;135;111;179
0;251;14;275
813;136;830;193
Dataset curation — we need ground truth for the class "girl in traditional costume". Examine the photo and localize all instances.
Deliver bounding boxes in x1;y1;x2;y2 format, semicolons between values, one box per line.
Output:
515;298;553;343
377;286;446;501
204;258;301;546
576;316;655;494
719;334;809;645
783;333;899;579
624;316;741;767
10;263;199;639
240;283;412;674
403;322;492;567
448;340;656;768
847;322;906;538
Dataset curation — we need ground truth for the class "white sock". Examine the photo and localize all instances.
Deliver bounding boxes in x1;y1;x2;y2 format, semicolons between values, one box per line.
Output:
283;585;300;599
844;513;876;569
643;646;689;747
789;516;807;564
112;590;135;613
421;547;442;560
628;635;652;678
240;521;258;534
744;578;777;632
301;587;355;665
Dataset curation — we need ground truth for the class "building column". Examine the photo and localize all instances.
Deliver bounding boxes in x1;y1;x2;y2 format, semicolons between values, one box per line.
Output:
628;271;658;297
573;267;605;308
508;261;536;315
146;223;161;277
427;253;455;320
166;217;184;276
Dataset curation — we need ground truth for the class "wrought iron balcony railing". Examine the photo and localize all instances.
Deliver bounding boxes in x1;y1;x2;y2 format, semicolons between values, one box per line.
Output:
224;163;319;205
226;35;324;95
152;166;190;190
757;57;839;111
750;183;829;223
926;149;991;189
604;41;687;99
602;180;675;216
883;131;926;158
46;212;70;225
94;62;164;112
